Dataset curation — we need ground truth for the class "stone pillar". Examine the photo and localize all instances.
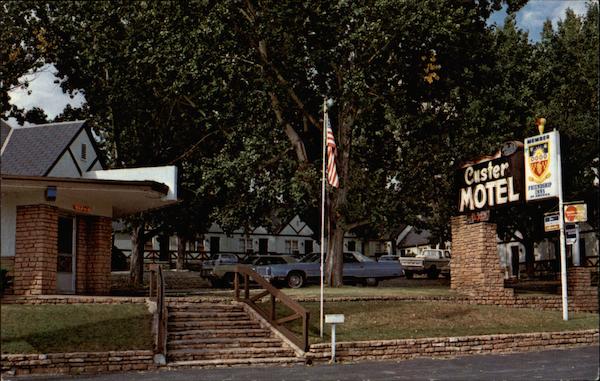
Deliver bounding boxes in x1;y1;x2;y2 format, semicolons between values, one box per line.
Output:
13;205;58;295
450;215;514;298
85;216;112;295
567;267;599;312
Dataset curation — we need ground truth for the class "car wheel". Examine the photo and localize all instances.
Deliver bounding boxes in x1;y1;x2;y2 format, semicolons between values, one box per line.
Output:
287;272;305;288
427;267;440;279
405;271;414;279
364;277;379;287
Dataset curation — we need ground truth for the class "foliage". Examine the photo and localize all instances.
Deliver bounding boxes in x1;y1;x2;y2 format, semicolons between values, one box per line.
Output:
0;268;12;295
2;1;597;285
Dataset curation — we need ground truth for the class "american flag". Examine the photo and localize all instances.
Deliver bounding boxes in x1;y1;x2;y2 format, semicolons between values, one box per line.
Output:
325;112;339;188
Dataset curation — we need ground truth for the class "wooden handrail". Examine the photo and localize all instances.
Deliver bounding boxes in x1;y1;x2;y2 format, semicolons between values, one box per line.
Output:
149;265;167;362
233;265;310;352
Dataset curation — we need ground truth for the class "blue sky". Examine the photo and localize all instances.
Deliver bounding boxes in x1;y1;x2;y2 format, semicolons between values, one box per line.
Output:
7;1;596;122
488;0;592;41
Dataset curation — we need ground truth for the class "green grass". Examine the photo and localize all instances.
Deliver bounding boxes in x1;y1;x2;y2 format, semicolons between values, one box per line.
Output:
1;304;153;354
283;285;455;298
273;301;599;344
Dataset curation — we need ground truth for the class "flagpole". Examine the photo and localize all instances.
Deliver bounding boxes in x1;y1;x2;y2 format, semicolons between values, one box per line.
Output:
320;99;327;338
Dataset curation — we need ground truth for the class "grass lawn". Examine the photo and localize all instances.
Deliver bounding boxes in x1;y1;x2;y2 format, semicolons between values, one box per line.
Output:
277;301;599;344
283;284;455;298
1;304;153;354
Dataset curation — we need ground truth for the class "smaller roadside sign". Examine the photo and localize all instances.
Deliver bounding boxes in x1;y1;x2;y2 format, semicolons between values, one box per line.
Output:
564;203;587;223
565;223;577;245
544;212;560;232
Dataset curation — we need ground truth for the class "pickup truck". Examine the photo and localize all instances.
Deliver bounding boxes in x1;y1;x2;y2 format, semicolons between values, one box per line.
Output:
398;249;451;279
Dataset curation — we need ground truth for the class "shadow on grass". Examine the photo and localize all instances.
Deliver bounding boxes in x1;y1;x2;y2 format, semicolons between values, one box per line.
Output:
2;316;152;354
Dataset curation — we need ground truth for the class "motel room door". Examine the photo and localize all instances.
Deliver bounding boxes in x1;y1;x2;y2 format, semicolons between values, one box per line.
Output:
57;216;76;293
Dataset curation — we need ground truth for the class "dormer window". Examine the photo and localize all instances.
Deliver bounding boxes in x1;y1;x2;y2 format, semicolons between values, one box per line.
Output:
81;144;87;161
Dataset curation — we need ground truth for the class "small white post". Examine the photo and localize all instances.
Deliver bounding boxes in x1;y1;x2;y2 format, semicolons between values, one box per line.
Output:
325;314;344;363
331;323;336;363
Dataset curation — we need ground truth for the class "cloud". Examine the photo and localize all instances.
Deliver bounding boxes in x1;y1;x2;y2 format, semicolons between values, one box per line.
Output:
517;0;590;40
489;0;592;41
8;63;86;120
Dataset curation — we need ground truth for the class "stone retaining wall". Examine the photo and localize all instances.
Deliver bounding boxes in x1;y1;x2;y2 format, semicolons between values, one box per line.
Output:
1;351;156;377
1;295;148;304
307;330;599;363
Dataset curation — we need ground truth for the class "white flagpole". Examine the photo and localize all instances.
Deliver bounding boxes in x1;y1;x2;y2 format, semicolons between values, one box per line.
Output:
555;130;569;320
320;99;327;338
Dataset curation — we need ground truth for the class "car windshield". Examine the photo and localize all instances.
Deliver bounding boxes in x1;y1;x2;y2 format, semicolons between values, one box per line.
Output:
300;253;319;263
351;252;374;262
219;254;239;263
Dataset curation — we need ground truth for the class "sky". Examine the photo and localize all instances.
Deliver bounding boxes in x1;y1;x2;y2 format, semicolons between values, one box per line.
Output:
7;1;594;123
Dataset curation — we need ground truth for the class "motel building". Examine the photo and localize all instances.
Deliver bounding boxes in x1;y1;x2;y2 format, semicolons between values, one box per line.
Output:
0;120;177;295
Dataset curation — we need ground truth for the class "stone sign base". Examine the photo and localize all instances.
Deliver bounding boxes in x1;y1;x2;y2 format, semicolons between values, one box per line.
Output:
450;215;598;313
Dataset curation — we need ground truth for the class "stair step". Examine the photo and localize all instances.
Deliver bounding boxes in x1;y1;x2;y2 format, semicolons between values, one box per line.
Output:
168;328;271;340
168;321;260;331
168;347;297;361
167;357;306;368
167;303;242;311
169;311;248;319
168;337;283;350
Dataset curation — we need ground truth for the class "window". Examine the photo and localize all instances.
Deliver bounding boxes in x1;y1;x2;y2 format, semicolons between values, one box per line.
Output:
239;238;253;253
285;240;299;254
81;143;87;161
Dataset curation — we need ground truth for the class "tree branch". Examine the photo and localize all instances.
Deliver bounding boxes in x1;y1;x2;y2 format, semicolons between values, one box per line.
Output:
269;92;308;163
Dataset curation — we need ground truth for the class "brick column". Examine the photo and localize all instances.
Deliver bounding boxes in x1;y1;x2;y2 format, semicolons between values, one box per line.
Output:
13;205;58;295
450;215;514;298
567;267;599;312
85;216;112;295
75;217;89;293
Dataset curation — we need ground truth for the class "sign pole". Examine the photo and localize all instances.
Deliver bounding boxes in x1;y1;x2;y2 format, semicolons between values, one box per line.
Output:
320;100;327;338
556;130;569;321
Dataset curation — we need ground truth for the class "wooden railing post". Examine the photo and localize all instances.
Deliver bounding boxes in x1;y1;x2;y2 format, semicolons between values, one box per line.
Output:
270;294;276;321
303;311;309;352
244;274;249;300
234;272;240;300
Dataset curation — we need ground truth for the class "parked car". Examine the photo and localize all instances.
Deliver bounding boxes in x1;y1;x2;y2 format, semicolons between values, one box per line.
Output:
203;255;297;288
200;253;239;279
255;251;404;288
398;249;451;279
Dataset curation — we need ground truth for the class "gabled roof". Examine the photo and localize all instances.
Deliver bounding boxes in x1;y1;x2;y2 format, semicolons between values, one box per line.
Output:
0;120;11;148
0;120;87;176
397;227;432;248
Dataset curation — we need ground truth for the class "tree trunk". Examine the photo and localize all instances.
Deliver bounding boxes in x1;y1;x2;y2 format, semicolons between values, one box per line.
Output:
176;235;186;271
130;222;145;287
326;226;345;287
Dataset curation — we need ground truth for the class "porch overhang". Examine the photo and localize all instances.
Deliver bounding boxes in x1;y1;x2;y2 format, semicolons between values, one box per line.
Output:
0;174;177;217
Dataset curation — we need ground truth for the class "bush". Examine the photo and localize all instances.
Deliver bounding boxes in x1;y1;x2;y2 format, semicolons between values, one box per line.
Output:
112;246;129;271
0;268;12;294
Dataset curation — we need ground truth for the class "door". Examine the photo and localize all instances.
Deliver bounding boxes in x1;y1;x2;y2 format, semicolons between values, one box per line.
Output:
210;237;220;257
510;246;520;278
347;241;356;251
304;240;313;255
57;216;76;293
259;239;268;255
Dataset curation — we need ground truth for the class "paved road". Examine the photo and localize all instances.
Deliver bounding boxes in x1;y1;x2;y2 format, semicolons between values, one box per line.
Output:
6;346;599;381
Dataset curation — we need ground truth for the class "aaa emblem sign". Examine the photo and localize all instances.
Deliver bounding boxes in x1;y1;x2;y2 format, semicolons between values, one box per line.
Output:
524;131;560;201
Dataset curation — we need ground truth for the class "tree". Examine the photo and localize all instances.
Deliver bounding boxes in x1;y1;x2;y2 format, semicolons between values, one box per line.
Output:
209;0;529;286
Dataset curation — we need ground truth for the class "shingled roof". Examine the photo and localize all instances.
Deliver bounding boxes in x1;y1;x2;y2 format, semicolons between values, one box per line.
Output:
0;120;87;176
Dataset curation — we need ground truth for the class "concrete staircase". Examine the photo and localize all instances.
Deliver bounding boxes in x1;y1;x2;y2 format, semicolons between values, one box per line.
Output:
166;302;305;368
